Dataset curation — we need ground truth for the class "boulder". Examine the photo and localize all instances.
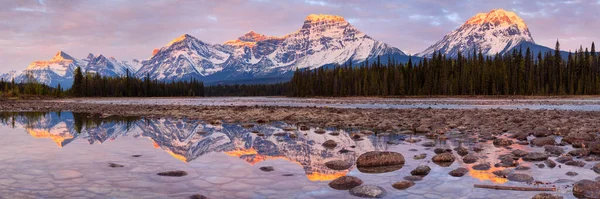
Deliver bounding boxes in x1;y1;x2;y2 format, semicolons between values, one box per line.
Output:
349;185;386;198
545;159;557;168
507;173;534;182
512;149;529;157
325;160;352;170
448;167;469;177
392;181;415;190
573;180;600;198
356;151;405;173
593;163;600;174
523;152;548;161
432;153;456;167
462;154;478;164
531;193;563;199
322;140;337;148
544;145;565;156
531;137;556;147
472;163;491;171
493;138;513;146
410;165;431;176
328;176;363;190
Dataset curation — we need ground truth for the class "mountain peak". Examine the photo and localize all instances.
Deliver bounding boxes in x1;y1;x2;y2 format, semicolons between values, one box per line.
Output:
224;30;278;47
51;51;75;62
465;9;527;30
304;14;346;23
166;34;195;46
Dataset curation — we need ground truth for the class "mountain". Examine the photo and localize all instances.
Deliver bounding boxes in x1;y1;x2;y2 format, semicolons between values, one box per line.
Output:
418;9;562;58
137;14;412;83
2;51;139;88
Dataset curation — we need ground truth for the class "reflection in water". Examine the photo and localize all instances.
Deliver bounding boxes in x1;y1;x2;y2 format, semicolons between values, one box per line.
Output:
0;112;391;182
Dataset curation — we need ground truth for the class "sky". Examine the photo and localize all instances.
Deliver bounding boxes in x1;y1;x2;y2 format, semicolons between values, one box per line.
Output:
1;0;599;73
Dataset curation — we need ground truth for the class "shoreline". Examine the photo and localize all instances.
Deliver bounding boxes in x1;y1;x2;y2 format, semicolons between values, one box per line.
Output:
1;100;599;134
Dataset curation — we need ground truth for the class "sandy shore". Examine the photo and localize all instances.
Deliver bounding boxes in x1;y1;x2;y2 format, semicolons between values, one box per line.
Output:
1;99;599;136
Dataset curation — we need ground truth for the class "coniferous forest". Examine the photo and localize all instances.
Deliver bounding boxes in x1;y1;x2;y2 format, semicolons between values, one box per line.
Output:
204;83;288;96
289;42;600;97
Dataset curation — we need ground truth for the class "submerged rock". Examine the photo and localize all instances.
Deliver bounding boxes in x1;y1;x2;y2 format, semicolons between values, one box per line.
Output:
325;160;352;170
410;165;431;176
108;163;124;168
531;137;556;147
413;153;427;160
511;149;529;157
322;140;337;148
531;193;563;199
349;185;386;198
573;180;600;198
328;176;363;190
544;145;565;156
566;172;579;176
454;147;469;156
189;194;208;199
403;175;423;181
493;138;513;146
523;152;549;161
157;170;187;177
259;166;274;172
507;173;534;182
356;151;405;173
432;153;456;167
565;160;586;167
462;154;478;164
392;181;415;190
449;167;469;177
472;163;491;171
545;159;557;168
592;163;600;174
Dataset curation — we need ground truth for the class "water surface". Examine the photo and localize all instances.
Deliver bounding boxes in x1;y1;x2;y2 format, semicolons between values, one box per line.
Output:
0;112;589;198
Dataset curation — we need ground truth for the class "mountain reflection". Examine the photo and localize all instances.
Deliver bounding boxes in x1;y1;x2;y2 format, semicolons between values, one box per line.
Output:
0;112;391;181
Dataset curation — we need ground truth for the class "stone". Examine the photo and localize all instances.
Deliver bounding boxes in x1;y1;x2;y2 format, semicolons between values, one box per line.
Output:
448;167;469;177
403;175;423;181
545;159;557;168
523;152;549;161
556;155;573;163
566;172;579;176
108;163;124;168
189;195;208;199
392;181;415;190
497;154;518;167
531;137;556;147
544;145;564;156
349;185;386;198
492;169;512;178
434;148;446;154
156;170;187;177
325;160;352;170
493;138;513;146
315;129;326;134
507;173;534;182
356;151;405;173
515;165;530;170
531;193;563;199
410;165;431;176
568;149;590;157
51;170;83;180
462;154;478;164
454;147;469;156
322;140;337;148
565;161;586;167
413;153;427;160
328;176;363;190
432;153;455;167
422;142;435;147
472;163;491;170
593;163;600;174
573;180;600;198
511;149;529;157
259;166;274;172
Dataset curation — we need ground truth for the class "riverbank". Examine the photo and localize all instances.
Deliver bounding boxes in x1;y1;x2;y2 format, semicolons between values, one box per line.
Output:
1;99;599;135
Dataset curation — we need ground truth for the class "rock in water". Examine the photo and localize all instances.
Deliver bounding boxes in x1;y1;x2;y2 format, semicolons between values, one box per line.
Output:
449;167;469;177
462;154;478;164
573;180;600;198
322;140;337;148
522;152;548;161
356;151;405;173
592;163;600;174
328;176;363;190
530;137;556;147
472;163;491;170
432;153;456;167
507;173;534;182
325;160;352;170
410;165;431;176
531;193;563;199
493;138;513;146
349;185;386;198
259;166;274;172
157;170;187;177
392;181;415;190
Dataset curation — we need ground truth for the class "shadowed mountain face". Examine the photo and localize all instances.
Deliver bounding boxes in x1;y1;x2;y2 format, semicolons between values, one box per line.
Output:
0;112;392;181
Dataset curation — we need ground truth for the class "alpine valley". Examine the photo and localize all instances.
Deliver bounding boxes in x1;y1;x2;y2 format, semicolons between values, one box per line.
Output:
1;10;566;88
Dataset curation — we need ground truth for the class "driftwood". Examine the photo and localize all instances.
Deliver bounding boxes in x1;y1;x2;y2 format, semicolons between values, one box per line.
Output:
474;184;555;191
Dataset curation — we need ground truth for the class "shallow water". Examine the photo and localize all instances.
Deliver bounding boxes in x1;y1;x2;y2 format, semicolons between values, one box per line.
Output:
56;97;600;111
0;112;592;198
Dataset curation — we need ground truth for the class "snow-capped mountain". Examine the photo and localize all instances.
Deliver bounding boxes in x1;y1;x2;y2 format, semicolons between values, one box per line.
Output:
2;51;139;88
137;14;412;83
84;53;136;77
418;9;540;58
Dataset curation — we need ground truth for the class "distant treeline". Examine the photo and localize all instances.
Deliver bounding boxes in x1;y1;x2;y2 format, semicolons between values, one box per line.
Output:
290;41;600;96
204;83;288;96
0;71;61;97
71;68;204;97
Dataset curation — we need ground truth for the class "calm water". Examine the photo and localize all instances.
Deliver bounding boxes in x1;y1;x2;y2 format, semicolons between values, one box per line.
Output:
56;97;600;111
0;112;590;198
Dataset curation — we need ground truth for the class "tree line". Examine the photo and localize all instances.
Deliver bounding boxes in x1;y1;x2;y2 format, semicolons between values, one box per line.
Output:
0;71;61;97
204;83;288;96
289;41;600;96
70;68;204;97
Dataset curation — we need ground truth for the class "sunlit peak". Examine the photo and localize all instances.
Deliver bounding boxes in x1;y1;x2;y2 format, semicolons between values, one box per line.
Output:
305;14;346;23
465;8;527;29
166;34;193;46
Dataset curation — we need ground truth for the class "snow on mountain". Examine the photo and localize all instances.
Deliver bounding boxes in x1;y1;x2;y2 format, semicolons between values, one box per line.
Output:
84;53;135;77
418;9;536;58
137;14;412;83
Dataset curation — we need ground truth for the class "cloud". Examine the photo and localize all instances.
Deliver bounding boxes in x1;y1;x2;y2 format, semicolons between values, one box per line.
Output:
0;0;598;73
